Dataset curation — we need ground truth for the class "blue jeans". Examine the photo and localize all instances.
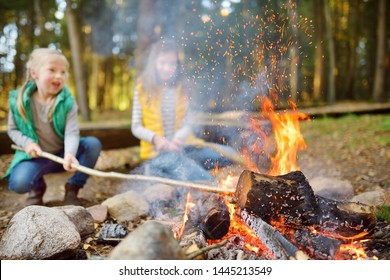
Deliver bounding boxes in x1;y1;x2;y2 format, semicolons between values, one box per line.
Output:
183;145;235;170
8;137;102;194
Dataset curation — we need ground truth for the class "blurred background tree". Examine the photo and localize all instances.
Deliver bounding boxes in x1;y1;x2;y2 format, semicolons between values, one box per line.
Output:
0;0;389;123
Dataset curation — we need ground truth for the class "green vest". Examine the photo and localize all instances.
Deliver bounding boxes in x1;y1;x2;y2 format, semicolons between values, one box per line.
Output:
3;82;75;179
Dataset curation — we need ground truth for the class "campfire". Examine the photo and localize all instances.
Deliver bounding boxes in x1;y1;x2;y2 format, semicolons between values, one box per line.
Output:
167;97;380;260
27;96;384;260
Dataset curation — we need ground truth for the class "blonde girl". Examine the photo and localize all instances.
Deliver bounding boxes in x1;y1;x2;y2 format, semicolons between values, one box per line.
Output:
4;48;101;206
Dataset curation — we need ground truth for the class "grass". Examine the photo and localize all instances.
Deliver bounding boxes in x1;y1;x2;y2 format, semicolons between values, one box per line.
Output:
300;114;390;149
375;205;390;223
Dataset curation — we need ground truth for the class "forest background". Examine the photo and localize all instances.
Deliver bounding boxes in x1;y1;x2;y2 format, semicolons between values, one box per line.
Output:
0;0;389;125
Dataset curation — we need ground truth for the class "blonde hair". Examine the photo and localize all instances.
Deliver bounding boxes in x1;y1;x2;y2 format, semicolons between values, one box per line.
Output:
17;48;69;122
138;39;182;103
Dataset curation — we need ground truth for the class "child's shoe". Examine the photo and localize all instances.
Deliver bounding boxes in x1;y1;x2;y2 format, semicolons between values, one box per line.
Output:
64;183;82;206
25;183;47;206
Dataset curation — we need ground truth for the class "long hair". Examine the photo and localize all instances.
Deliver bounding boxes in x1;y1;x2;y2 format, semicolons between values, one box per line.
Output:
137;39;183;103
16;48;69;122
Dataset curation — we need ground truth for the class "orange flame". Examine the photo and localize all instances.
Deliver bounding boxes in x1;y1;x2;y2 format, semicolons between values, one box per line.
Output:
216;200;267;254
336;240;371;260
209;176;269;255
210;97;311;256
261;97;309;175
175;192;195;240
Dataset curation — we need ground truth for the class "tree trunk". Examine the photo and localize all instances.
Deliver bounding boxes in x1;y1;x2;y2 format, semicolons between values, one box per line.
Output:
33;0;44;39
65;0;90;121
313;0;325;101
135;0;157;70
343;0;359;100
324;0;336;104
373;0;386;102
288;2;299;103
104;57;114;109
91;53;99;110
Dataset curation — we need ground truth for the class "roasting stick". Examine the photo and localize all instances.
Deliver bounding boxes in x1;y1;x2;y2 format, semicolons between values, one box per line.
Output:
11;144;236;195
186;141;247;166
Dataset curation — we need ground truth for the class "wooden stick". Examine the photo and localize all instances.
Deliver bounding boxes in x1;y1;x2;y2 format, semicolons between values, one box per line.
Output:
11;144;235;195
187;239;228;260
186;141;247;166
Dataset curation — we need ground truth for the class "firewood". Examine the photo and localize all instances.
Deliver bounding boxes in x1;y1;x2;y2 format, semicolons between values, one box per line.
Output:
200;208;230;240
315;196;377;239
186;192;231;240
240;209;310;260
293;228;342;259
187;239;228;260
235;170;377;239
236;170;319;227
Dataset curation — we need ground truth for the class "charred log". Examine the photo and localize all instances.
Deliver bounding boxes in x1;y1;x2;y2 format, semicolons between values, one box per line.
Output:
240;209;309;260
235;170;377;239
97;222;129;244
293;228;342;260
200;208;230;240
315;197;377;239
236;170;319;227
185;191;231;240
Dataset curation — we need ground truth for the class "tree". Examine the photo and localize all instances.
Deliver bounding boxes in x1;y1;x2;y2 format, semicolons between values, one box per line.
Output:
135;0;157;70
287;0;299;102
313;0;325;102
65;0;90;121
373;0;386;102
324;0;336;104
342;0;359;100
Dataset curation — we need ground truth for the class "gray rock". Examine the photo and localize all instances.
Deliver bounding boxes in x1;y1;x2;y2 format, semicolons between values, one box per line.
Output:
0;206;80;259
86;204;108;223
143;184;175;204
57;205;95;237
310;176;354;200
351;189;390;207
108;220;187;260
102;190;149;222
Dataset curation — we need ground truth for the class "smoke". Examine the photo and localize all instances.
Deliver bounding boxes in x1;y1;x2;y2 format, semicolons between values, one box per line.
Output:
82;0;310;110
82;0;312;159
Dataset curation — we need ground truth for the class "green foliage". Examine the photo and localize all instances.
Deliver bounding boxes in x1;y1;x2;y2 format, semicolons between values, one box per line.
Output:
301;113;390;149
0;0;388;115
375;205;390;223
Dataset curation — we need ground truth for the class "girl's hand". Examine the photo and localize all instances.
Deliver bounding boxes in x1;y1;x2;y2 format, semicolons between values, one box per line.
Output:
153;135;170;151
63;153;79;171
168;138;183;151
25;142;42;158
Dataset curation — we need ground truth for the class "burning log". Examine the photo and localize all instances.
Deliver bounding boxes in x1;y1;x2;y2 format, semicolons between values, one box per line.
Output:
315;196;377;239
186;192;231;240
235;170;377;239
236;170;319;227
293;228;342;260
200;208;230;240
240;209;310;260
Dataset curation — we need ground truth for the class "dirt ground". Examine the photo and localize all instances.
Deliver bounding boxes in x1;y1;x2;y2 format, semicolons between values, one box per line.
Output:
0;112;389;257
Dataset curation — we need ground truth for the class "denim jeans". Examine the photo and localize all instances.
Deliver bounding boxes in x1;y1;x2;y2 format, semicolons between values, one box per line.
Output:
146;151;215;181
183;145;235;170
8;137;102;194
